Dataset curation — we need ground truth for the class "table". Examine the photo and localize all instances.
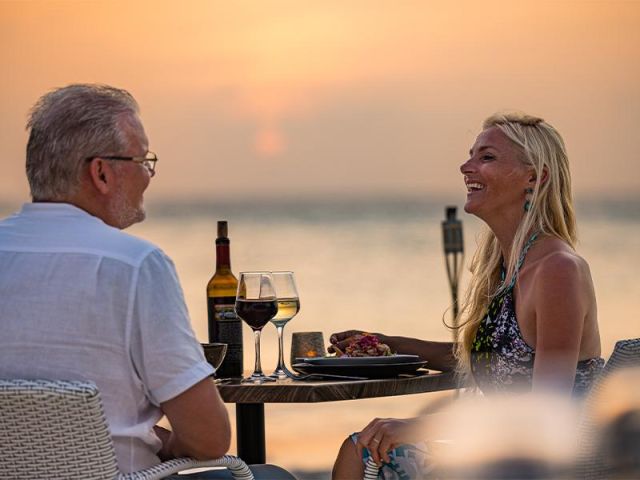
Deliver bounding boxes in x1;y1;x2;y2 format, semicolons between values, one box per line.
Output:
217;370;457;464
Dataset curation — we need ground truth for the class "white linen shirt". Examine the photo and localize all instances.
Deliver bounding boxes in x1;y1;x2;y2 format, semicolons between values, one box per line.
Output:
0;203;214;473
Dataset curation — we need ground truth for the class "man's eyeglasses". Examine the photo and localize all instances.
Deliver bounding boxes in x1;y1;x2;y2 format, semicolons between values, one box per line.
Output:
86;151;158;177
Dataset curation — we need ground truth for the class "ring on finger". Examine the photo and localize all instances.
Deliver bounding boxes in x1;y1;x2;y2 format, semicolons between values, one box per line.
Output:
372;438;380;443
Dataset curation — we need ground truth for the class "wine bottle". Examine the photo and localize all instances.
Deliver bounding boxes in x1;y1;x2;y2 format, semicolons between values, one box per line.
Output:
206;221;242;378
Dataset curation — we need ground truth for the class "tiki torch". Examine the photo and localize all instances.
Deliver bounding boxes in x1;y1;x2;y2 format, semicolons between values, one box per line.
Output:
442;206;464;340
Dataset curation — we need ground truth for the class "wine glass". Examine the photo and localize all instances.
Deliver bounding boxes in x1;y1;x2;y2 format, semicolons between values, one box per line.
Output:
235;272;278;383
269;271;301;379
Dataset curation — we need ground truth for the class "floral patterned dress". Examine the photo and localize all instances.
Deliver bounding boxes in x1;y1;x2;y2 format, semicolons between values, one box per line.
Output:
356;234;604;480
470;233;604;397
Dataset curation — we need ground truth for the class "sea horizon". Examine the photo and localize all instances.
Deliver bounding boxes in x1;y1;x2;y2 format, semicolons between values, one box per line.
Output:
1;192;638;222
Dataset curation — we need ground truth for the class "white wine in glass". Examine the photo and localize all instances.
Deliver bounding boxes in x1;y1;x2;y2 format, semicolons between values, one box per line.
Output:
270;271;300;379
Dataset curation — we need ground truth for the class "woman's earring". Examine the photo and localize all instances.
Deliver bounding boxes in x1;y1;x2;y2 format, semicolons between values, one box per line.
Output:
524;188;534;212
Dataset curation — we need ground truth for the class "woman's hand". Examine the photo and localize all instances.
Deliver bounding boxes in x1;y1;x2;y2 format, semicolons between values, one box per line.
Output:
356;417;422;465
329;331;457;371
328;330;385;354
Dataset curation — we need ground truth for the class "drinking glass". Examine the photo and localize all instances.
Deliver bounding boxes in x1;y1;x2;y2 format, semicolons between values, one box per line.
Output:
269;271;301;378
201;343;227;383
235;272;278;383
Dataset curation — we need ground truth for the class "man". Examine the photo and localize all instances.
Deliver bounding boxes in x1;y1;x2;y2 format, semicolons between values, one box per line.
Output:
0;84;230;473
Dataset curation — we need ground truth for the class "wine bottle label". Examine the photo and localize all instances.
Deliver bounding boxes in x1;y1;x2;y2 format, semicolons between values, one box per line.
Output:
220;343;243;378
214;304;237;322
207;295;243;377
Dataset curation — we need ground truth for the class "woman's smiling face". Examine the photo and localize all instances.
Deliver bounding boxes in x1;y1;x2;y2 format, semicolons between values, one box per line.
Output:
460;126;533;222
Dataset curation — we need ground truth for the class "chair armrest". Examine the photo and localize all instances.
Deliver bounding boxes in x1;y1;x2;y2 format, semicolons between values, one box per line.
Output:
119;454;254;480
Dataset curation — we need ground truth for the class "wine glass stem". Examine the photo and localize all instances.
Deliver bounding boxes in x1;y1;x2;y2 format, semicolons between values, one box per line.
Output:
253;329;263;376
276;325;286;371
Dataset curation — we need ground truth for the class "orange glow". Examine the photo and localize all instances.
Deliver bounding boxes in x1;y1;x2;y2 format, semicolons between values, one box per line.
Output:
255;126;286;158
4;1;636;124
0;1;639;200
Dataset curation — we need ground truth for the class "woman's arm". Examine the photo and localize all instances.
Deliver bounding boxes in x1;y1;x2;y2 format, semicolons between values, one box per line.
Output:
531;252;590;395
329;330;457;372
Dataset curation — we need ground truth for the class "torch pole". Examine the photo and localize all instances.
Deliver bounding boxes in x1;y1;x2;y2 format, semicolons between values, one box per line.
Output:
442;206;464;342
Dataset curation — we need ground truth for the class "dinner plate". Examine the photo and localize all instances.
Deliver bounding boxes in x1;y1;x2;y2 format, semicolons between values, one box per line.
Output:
297;354;420;366
292;360;428;379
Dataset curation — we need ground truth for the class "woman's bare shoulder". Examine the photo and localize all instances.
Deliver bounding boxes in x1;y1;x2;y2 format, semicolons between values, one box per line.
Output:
529;237;593;289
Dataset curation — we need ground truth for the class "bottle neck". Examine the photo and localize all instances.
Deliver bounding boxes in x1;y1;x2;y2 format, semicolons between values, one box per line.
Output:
216;241;231;271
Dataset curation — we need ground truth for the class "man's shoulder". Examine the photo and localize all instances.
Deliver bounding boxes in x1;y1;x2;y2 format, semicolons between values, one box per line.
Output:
88;222;163;267
0;203;164;268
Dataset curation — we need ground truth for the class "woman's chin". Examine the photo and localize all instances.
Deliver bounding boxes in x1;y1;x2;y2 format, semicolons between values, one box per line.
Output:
463;201;487;221
463;200;476;215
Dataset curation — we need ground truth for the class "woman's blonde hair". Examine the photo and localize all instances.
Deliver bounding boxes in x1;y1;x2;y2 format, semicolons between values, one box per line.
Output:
455;111;577;380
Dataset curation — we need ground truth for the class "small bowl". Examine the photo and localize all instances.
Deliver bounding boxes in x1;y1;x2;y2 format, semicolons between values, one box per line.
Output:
201;343;228;371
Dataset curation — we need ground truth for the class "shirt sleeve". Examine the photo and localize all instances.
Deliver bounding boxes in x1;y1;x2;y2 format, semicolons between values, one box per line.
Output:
129;248;214;405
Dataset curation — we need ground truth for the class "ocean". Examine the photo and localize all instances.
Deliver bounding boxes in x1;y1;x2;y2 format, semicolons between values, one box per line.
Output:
128;196;639;474
2;196;638;475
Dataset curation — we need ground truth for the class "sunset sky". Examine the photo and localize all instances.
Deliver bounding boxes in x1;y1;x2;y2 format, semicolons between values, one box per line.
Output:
1;0;639;204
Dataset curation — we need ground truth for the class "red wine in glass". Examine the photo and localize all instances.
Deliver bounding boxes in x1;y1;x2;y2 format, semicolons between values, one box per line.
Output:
235;272;278;383
235;298;278;330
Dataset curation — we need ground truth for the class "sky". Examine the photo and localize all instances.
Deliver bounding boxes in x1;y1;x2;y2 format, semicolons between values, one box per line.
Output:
1;0;639;205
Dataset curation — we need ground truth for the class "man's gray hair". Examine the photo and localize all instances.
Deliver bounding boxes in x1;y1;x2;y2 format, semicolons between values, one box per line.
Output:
26;84;139;200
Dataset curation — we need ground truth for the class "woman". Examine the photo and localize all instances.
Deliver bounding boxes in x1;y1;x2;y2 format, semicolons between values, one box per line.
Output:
331;112;604;479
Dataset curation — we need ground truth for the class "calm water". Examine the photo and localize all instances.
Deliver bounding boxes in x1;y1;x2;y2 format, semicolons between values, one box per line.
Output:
129;196;639;472
2;196;638;472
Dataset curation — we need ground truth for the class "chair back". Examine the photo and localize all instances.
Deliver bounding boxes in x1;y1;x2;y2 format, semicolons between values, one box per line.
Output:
598;338;640;378
0;379;119;480
577;338;640;479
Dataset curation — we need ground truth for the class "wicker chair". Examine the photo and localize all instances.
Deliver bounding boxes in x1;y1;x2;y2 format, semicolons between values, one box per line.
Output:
0;379;293;480
576;337;640;479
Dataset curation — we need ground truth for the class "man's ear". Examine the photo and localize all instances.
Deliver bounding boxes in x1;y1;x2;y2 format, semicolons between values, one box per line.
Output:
88;158;112;194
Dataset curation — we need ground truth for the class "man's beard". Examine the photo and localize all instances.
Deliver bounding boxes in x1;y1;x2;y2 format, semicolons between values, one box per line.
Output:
109;187;145;229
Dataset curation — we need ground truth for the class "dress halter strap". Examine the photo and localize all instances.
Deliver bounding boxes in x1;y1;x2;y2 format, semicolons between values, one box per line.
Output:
473;231;540;355
503;231;539;291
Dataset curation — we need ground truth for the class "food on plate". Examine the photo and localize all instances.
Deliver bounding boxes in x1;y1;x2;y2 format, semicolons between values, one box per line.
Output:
332;333;393;357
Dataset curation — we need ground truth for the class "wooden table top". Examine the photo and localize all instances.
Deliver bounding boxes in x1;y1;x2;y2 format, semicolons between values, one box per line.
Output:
217;370;457;404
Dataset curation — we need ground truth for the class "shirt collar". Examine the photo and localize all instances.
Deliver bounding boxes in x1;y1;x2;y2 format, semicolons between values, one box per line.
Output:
20;202;103;224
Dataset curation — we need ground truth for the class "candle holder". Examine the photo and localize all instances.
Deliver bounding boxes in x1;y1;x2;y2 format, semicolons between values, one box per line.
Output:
290;331;325;365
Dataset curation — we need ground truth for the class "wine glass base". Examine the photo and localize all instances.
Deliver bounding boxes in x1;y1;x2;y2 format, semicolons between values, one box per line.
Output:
269;366;292;379
242;373;276;384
